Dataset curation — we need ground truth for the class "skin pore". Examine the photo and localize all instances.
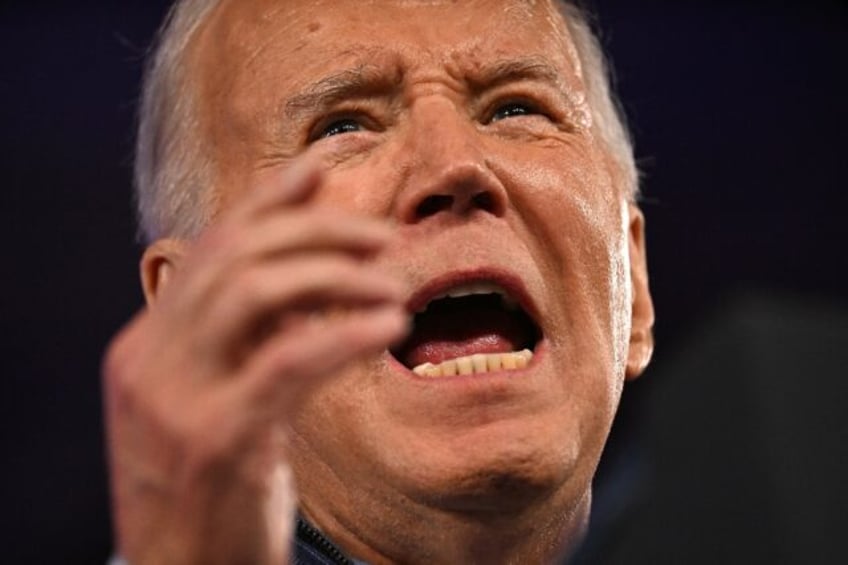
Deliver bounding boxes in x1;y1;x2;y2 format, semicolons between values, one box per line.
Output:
130;0;654;562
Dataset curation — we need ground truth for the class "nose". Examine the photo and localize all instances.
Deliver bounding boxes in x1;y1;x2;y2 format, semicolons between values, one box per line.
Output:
394;100;508;224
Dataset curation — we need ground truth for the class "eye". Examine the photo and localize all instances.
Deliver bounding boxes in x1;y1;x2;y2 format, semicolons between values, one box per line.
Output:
489;101;540;123
317;117;362;139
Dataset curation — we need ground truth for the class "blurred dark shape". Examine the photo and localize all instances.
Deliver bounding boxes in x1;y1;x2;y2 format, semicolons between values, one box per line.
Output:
575;290;848;564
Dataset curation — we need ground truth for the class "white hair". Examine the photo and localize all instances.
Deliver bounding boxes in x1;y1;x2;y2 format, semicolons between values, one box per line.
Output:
134;0;218;242
558;2;639;201
134;0;638;243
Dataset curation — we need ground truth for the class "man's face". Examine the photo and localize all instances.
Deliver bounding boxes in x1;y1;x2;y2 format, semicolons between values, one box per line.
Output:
192;0;652;524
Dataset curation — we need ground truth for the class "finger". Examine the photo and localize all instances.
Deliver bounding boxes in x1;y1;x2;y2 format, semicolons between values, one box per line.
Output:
163;166;387;321
156;220;395;337
232;304;409;415
230;209;394;262
198;255;406;356
231;155;324;222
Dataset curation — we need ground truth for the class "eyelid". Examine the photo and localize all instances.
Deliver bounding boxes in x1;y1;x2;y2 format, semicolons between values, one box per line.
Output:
306;105;381;143
483;95;550;124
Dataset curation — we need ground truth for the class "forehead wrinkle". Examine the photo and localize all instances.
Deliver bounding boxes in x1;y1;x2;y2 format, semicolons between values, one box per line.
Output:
285;65;394;116
239;4;294;67
281;51;404;124
205;0;588;137
466;55;578;102
281;52;585;129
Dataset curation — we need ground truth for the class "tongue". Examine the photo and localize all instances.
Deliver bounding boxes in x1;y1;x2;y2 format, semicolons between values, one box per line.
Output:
399;304;528;368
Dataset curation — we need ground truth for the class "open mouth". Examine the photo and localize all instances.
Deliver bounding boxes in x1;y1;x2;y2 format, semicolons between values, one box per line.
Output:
390;279;542;378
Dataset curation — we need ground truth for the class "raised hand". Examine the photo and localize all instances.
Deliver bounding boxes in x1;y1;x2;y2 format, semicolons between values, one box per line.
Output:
102;157;408;565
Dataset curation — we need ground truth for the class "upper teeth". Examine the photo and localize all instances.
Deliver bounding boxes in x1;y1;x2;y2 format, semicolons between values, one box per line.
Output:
417;282;519;313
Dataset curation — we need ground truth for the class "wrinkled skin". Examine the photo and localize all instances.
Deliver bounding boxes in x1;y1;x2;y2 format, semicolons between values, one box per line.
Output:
103;1;654;564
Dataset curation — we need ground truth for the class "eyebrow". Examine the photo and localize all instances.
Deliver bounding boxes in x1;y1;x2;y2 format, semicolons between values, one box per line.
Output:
282;55;575;126
284;63;399;124
466;56;568;93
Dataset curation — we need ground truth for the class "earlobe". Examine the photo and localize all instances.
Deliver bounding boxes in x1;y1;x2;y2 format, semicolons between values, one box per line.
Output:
624;204;655;380
140;238;187;306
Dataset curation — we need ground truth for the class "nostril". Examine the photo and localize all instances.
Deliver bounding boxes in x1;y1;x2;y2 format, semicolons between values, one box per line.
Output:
472;192;497;214
415;194;454;219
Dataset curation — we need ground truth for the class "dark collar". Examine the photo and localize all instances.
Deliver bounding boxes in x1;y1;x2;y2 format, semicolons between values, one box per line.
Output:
294;515;356;565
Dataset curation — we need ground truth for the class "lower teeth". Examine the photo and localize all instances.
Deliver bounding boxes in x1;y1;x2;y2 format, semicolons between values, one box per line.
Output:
412;349;533;377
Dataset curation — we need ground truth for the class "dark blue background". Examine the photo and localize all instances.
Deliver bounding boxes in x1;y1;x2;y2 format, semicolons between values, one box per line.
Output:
1;1;845;562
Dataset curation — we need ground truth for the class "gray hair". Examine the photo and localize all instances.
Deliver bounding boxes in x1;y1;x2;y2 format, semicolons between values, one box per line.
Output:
134;0;638;243
557;2;638;201
135;0;218;243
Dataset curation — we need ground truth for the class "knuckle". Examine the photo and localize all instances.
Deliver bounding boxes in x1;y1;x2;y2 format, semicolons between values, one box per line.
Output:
102;322;256;477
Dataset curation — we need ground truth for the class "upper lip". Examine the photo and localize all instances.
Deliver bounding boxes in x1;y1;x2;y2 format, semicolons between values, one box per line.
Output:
405;267;542;326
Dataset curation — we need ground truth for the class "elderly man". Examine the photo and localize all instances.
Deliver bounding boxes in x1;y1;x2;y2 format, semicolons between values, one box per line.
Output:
103;0;654;563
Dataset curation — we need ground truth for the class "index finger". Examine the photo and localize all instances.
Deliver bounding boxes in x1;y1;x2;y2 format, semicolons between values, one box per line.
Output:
232;154;324;222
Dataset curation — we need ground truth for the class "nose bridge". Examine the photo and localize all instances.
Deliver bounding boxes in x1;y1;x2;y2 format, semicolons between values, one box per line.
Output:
396;95;507;223
407;96;482;172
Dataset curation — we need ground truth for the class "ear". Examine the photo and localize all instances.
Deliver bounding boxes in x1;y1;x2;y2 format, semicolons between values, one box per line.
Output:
140;238;188;306
625;203;655;380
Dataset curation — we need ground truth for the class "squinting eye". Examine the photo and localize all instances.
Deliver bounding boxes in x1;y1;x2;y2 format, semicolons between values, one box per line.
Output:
490;102;538;122
319;118;361;138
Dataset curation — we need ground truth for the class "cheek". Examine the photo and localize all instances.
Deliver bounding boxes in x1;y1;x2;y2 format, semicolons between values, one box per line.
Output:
290;360;379;469
510;147;631;363
508;145;621;274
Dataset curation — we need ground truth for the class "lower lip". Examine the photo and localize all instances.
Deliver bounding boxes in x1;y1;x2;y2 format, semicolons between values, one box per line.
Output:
385;339;548;384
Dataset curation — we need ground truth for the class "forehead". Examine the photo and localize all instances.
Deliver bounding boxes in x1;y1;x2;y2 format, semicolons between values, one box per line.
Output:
192;0;581;98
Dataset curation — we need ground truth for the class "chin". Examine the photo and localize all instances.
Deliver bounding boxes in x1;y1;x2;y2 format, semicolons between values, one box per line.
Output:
392;419;585;517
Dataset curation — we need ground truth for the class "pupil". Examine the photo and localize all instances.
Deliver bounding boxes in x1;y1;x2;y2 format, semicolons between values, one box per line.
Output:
494;104;529;121
323;119;359;138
